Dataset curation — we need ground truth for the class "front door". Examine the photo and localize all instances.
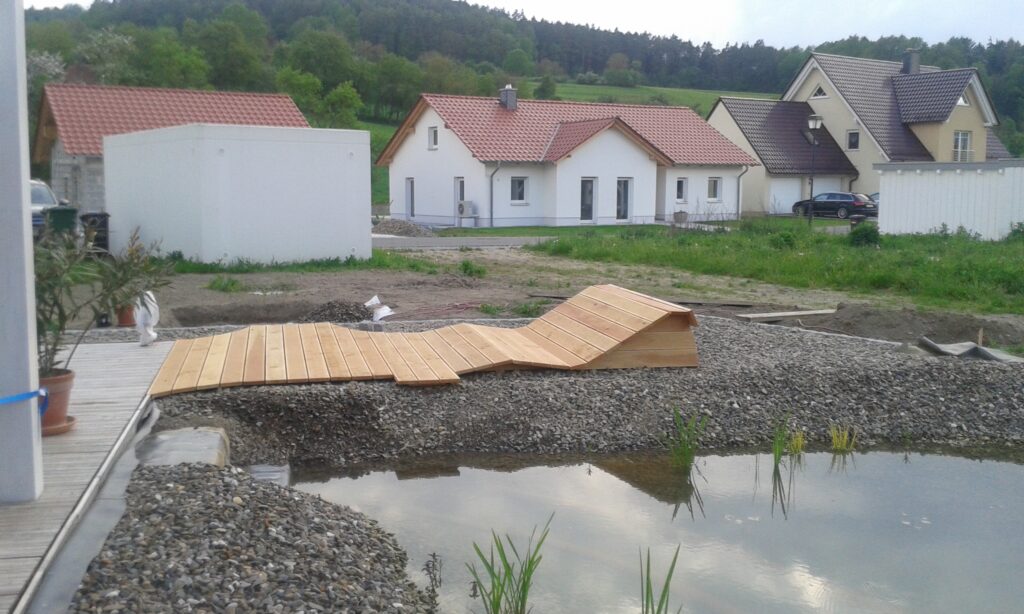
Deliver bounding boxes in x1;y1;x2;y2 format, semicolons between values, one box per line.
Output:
616;178;631;221
454;177;465;220
581;178;595;222
405;178;415;218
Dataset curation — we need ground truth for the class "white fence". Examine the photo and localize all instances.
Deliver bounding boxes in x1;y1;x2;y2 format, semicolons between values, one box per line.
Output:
876;160;1023;240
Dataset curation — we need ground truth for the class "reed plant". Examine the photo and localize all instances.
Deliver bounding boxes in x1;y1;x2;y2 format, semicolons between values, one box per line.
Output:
467;514;552;614
828;423;857;453
668;408;706;472
640;545;683;614
787;429;806;456
770;419;788;466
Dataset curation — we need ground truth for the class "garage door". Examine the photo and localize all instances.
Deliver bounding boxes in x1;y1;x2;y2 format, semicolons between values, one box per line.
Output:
814;176;842;195
767;178;802;214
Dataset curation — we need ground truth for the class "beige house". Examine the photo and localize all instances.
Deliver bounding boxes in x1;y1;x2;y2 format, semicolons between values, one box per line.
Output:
710;51;1012;215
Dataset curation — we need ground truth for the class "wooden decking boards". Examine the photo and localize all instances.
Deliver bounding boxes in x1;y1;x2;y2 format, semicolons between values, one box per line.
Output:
148;284;699;398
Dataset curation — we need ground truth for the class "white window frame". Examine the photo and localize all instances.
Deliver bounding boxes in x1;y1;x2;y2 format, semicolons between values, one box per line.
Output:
427;126;438;150
957;94;969;107
675;177;688;203
510;176;528;205
953;130;973;162
616;177;632;221
707;177;722;203
810;85;828;99
846;130;860;151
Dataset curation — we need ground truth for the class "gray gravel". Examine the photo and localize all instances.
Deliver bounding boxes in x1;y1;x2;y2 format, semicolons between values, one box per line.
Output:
372;219;436;237
69;464;434;613
157;316;1024;469
299;300;373;323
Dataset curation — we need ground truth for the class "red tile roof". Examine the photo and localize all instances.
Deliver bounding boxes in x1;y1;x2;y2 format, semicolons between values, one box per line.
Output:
381;94;757;167
542;117;617;161
40;84;309;157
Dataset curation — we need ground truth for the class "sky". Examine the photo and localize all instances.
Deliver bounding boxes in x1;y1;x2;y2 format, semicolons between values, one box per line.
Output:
23;0;1024;48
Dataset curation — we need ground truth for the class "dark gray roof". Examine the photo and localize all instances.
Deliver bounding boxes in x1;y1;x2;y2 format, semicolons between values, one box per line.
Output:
986;129;1013;160
717;98;857;175
810;53;937;161
892;69;976;123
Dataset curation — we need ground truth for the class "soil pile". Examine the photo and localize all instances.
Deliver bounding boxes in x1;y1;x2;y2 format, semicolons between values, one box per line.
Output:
300;300;372;323
372;219;436;237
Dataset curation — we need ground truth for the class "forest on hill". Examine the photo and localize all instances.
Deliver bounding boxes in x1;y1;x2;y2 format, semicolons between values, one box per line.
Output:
25;0;1024;155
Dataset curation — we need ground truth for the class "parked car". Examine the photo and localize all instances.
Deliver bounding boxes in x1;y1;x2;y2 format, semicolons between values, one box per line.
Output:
869;192;880;205
792;192;878;219
30;179;59;237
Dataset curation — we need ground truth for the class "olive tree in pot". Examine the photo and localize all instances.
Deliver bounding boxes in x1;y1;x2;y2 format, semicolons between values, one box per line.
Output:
35;230;171;436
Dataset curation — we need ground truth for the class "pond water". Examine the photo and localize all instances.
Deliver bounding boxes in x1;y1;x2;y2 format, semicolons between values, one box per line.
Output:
293;451;1024;613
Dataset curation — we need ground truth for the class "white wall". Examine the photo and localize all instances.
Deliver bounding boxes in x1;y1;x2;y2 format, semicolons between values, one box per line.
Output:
105;124;371;262
878;161;1024;240
387;106;486;225
555;129;658;225
660;166;744;221
488;163;554;226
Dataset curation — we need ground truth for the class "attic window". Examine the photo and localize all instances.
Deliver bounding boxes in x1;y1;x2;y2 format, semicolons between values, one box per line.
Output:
957;95;969;106
427;126;438;150
810;85;828;99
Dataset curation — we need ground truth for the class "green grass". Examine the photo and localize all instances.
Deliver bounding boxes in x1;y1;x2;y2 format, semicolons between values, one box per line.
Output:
667;408;706;472
440;224;668;237
467;515;552;614
534;81;776;117
171;249;439;275
828;424;858;454
205;275;245;293
358;120;398;206
527;218;1024;314
788;430;806;456
639;545;683;614
478;303;502;316
510;299;550;317
459;259;487;277
771;420;789;467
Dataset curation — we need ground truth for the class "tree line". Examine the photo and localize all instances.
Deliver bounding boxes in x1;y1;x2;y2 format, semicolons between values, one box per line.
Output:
25;0;1023;154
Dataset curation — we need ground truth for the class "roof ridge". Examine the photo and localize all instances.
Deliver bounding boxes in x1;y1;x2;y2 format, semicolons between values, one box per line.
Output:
811;51;942;71
423;92;697;113
46;83;293;99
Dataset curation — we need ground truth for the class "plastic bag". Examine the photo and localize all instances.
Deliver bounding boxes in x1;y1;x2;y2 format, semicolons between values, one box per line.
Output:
135;291;160;346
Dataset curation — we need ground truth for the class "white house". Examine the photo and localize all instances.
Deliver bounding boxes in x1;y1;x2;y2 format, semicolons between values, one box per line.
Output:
104;124;371;263
377;86;757;226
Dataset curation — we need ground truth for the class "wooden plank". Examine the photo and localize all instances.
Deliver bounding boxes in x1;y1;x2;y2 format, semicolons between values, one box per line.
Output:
736;309;837;322
370;333;416;383
171;336;212;392
347;329;388;379
553;302;633;342
541;310;618;351
196;333;231;390
525;319;603;362
403;333;461;383
517;328;587;367
264;325;287;384
242;325;267;385
490;328;571;368
148;339;192;397
452;324;512;365
580;286;665;321
615;331;697;351
282;324;308;383
566;294;651;331
600;284;688;313
298;323;330;382
420;330;472;373
434;326;491;370
586;348;699;369
219;328;249;388
387;333;437;382
316;323;350;380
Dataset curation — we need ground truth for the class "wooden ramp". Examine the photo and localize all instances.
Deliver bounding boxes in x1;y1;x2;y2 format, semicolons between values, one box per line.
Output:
148;285;698;398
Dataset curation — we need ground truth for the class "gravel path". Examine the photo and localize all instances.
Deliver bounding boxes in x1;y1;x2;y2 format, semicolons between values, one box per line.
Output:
70;464;434;613
157;316;1024;469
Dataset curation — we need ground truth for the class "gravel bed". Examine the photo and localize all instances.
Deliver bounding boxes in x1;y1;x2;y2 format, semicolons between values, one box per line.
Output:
299;300;373;323
157;316;1024;469
70;464;434;613
372;219;436;237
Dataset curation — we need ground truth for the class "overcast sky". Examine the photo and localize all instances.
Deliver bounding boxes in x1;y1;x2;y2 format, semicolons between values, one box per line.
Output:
24;0;1024;48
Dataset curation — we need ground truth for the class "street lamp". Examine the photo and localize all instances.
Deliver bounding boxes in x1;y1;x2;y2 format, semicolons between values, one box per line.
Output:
807;114;823;227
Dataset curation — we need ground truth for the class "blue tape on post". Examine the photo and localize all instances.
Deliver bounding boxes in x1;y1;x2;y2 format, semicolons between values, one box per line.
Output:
0;388;49;417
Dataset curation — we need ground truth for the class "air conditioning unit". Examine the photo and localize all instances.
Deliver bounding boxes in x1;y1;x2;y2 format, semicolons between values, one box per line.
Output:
457;201;478;227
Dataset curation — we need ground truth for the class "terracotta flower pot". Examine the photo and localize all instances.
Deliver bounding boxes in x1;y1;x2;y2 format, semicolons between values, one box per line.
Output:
40;369;76;436
116;305;136;328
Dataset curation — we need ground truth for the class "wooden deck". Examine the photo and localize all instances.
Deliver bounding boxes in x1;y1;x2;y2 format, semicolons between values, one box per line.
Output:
149;285;699;398
0;342;171;614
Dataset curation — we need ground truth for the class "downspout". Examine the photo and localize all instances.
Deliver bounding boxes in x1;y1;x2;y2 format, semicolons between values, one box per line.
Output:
735;165;749;220
488;161;502;228
848;172;861;193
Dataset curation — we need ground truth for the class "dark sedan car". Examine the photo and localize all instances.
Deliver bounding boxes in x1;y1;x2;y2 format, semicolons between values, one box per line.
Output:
792;192;878;219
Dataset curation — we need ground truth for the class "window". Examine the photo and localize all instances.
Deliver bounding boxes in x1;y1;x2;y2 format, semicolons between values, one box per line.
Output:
427;126;438;150
957;94;969;106
675;178;688;202
953;130;973;162
847;130;860;151
810;85;828;99
616;178;631;220
580;178;595;221
454;177;465;213
405;178;415;217
707;177;722;202
510;177;527;202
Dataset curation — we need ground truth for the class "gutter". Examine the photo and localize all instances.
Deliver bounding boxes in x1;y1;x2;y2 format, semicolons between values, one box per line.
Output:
488;162;502;228
735;165;749;219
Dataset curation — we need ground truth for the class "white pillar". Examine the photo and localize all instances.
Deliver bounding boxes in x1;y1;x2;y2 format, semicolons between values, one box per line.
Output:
0;0;44;503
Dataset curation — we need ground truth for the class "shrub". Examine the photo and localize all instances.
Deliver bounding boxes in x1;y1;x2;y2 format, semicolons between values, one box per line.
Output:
1008;222;1024;241
769;231;797;249
459;259;487;278
849;222;880;247
206;275;245;293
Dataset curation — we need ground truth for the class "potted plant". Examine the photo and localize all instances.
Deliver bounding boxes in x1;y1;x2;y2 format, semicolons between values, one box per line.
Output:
102;229;173;327
34;229;171;436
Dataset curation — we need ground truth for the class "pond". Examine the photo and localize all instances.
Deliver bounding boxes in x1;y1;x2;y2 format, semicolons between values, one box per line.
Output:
293;451;1024;613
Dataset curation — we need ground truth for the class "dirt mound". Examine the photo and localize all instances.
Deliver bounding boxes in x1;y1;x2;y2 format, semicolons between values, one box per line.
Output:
372;219;436;237
300;300;372;323
172;301;316;326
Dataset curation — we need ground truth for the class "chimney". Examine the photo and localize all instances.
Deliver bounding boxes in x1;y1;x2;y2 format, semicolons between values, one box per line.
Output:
499;84;517;111
902;48;920;74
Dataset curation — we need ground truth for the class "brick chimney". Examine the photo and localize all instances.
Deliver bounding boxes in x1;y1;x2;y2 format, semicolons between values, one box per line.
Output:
498;84;517;111
901;49;920;74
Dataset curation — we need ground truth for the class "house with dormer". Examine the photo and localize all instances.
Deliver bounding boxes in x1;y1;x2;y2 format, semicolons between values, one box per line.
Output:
377;86;757;226
709;50;1012;216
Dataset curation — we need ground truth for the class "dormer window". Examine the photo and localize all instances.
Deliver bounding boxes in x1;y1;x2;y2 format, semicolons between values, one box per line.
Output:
427;126;438;150
810;85;828;99
957;95;969;106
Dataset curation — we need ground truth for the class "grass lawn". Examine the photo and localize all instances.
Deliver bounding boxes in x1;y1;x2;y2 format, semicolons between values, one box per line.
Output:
533;82;777;116
440;224;667;237
170;249;439;275
525;218;1024;314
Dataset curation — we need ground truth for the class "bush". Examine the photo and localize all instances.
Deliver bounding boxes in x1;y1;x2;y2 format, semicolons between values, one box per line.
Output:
459;259;486;278
849;222;880;246
769;231;797;249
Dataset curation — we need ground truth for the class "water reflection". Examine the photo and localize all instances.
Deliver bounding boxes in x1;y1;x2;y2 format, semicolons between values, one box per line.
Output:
294;451;1024;613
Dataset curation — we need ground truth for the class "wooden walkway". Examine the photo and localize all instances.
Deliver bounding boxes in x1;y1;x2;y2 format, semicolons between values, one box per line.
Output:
0;342;171;614
150;285;698;397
